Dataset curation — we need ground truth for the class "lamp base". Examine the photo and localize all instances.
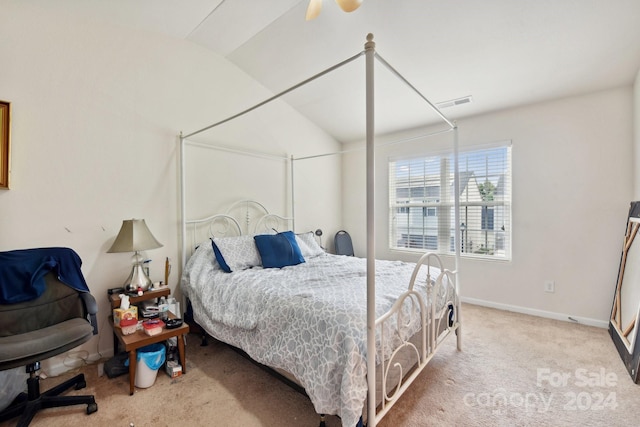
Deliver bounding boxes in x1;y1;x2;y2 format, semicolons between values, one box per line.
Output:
124;253;152;292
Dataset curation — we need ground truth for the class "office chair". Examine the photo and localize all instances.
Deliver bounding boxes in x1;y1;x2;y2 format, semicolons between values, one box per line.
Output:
0;248;98;426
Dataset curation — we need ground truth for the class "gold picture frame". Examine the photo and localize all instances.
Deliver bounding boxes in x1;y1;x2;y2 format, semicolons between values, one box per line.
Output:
0;100;10;189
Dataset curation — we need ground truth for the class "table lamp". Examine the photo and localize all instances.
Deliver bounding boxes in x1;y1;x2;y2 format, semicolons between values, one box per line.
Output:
107;219;163;292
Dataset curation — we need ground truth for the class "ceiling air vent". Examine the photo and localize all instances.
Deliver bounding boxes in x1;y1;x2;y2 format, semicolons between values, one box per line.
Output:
435;95;473;109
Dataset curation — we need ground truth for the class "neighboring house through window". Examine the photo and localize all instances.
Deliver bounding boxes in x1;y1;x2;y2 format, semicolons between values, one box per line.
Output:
389;142;512;260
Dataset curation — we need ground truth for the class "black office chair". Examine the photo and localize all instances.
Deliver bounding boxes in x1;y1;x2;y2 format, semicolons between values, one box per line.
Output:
0;249;98;426
334;230;354;256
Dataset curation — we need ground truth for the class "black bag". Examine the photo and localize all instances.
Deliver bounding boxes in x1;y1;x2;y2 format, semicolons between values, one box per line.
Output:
104;352;129;378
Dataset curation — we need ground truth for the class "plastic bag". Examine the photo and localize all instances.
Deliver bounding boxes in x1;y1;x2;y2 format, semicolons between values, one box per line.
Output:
125;343;166;370
0;367;27;411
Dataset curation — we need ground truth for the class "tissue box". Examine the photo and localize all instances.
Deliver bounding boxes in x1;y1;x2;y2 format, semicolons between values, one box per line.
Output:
165;360;182;378
113;306;138;328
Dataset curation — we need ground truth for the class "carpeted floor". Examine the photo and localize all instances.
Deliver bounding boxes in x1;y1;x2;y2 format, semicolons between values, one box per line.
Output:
2;303;639;427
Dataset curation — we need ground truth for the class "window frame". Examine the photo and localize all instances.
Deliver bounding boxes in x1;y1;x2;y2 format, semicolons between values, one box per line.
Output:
388;141;512;261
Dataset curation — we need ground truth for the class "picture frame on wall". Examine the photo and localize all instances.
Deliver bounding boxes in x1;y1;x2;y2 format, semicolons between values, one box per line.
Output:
0;100;10;189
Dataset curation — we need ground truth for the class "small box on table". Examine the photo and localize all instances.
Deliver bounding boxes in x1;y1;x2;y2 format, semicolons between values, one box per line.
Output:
165;360;182;378
119;318;138;335
113;306;138;328
142;318;165;336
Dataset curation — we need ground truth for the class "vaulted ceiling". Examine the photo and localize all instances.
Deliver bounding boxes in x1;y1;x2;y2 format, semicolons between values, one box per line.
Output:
24;0;640;142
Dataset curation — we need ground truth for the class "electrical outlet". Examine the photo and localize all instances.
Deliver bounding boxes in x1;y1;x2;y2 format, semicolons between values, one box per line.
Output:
544;280;555;293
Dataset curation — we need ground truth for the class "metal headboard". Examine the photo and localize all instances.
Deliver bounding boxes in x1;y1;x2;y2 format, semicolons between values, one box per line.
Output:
184;200;293;257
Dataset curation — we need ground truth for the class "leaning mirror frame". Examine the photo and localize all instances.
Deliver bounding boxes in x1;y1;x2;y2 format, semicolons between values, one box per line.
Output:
610;201;640;383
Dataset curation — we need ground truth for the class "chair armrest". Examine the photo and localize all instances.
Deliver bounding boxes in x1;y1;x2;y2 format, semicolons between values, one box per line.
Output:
80;292;98;335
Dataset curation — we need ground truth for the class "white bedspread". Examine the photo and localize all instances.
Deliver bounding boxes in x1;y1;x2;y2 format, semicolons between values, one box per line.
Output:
181;242;444;427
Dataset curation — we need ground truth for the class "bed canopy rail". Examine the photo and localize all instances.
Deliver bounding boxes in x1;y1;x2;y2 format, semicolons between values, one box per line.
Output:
181;138;289;162
181;51;365;141
291;126;456;162
179;33;460;427
372;52;455;129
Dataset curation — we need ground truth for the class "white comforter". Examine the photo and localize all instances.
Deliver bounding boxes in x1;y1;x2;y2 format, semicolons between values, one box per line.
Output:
181;242;442;427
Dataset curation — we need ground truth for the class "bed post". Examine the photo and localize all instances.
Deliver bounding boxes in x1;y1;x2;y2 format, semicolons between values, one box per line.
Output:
365;33;377;427
290;155;296;231
453;123;462;351
179;132;187;271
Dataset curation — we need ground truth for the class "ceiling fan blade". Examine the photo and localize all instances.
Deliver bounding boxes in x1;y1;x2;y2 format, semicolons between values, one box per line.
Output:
306;0;322;20
335;0;363;13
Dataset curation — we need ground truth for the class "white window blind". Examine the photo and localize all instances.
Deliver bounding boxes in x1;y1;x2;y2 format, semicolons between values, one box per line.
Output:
389;143;512;260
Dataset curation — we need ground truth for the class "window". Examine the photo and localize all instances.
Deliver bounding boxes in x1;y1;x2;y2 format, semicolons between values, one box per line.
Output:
423;207;436;217
389;143;512;260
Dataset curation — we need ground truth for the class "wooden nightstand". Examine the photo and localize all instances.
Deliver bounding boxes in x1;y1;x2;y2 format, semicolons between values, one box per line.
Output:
109;288;188;395
109;287;170;310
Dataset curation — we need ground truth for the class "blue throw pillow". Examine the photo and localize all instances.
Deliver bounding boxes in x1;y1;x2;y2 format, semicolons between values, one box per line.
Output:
211;239;232;273
254;231;305;269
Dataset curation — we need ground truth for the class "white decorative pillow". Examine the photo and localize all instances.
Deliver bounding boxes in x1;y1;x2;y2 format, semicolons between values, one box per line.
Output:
212;235;261;272
188;239;222;272
295;231;325;258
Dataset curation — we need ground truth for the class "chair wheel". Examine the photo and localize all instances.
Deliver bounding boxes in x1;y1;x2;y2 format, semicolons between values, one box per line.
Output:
87;402;98;415
75;380;87;390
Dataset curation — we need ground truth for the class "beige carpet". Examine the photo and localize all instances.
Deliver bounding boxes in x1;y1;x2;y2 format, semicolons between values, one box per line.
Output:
2;303;639;427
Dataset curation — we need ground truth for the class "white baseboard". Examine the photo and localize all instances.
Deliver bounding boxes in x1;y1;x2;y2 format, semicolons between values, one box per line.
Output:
460;296;609;329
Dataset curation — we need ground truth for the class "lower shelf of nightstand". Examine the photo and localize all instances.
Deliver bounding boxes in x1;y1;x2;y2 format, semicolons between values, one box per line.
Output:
111;313;188;395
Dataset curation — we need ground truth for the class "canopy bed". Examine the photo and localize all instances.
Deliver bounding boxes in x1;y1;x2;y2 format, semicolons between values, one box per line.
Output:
179;34;462;427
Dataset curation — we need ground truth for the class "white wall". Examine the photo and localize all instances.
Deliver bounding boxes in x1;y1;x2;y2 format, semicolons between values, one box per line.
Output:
0;2;342;372
342;87;634;325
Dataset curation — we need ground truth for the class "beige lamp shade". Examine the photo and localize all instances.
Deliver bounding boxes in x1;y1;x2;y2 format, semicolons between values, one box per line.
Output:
108;219;162;291
107;219;163;253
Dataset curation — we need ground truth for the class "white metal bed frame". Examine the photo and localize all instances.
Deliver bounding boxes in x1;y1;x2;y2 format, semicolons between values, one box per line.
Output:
179;34;462;427
183;199;292;252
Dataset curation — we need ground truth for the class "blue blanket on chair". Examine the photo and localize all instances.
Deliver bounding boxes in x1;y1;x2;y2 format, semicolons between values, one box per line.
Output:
0;247;90;304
